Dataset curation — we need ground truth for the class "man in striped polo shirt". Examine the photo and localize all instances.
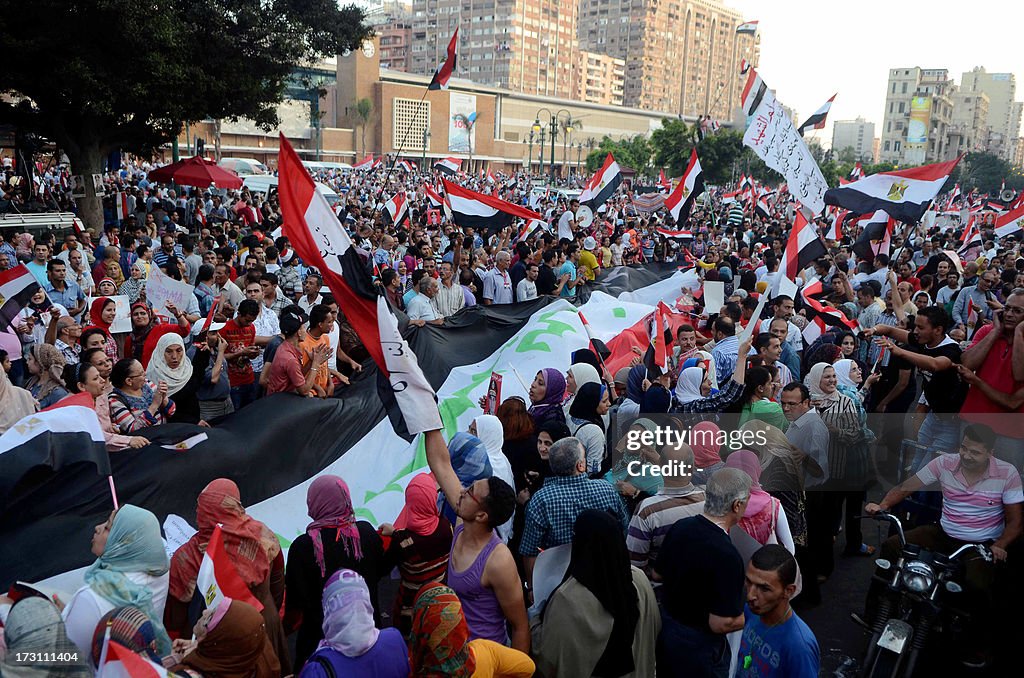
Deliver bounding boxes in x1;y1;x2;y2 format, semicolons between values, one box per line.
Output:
866;423;1022;666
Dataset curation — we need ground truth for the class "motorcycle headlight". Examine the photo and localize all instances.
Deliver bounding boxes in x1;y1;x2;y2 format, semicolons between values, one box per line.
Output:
901;561;935;593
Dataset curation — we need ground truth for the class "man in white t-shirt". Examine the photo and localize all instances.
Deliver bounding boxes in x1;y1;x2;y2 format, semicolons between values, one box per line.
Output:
516;262;539;301
557;199;580;242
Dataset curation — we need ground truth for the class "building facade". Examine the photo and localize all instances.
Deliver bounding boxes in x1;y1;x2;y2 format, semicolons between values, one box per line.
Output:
947;91;990;156
408;0;580;101
575;50;625;106
880;67;955;165
576;0;758;120
831;117;876;162
959;67;1023;163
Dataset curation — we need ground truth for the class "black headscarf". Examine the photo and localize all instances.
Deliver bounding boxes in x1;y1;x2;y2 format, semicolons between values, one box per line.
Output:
571;348;602;370
569;381;605;432
564;509;640;677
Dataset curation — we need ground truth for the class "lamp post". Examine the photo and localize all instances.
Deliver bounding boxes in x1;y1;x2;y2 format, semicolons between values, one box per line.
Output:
421;128;431;169
534;108;573;183
526;129;536;171
533;119;546;177
576;142;583;173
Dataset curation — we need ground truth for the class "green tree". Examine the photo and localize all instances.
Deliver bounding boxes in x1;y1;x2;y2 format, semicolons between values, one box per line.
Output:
0;0;370;230
950;151;1023;193
650;118;696;176
586;134;654;177
356;98;373;159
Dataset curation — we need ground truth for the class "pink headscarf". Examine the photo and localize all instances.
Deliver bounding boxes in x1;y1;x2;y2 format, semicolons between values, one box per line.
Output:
690;421;724;470
725;450;773;517
394;473;440;536
319;569;379;657
306;475;362;577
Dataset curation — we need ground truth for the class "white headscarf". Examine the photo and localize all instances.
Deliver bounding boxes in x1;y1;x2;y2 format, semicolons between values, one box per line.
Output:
832;359;859;390
472;414;517;542
567;363;600;393
146;333;193;396
804;362;841;407
674;366;706;404
0;367;37;435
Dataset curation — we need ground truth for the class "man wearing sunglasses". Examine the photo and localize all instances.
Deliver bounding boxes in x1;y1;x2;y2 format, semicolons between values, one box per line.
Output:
423;429;530;653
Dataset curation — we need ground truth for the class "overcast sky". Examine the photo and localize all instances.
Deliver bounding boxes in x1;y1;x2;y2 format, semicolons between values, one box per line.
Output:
727;0;1024;147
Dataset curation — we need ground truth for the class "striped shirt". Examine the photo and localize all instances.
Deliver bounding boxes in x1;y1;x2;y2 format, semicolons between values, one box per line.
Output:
627;486;706;571
916;454;1023;542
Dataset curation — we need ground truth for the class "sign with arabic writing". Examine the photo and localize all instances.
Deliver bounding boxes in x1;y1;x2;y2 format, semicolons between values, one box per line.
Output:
742;85;827;215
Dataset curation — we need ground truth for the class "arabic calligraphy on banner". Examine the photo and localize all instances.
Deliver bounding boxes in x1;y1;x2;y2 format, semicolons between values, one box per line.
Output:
742;87;827;215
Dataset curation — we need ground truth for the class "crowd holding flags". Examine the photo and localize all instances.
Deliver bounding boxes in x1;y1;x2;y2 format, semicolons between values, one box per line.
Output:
441;178;543;234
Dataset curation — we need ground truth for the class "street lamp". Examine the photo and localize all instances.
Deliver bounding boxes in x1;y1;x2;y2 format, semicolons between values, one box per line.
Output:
526;129;536;171
576;142;583;173
533;119;545;176
421;128;431;169
535;108;573;182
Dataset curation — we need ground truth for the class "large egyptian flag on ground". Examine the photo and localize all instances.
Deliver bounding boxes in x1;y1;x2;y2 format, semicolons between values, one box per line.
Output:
196;524;264;612
279;134;442;437
665;149;704;223
797;94;837;137
0;264;41;332
442;178;542;234
779;212;827;282
434;157;463;176
579;154;623;209
429;28;458;90
994;204;1024;239
824;157;961;224
852;210;895;261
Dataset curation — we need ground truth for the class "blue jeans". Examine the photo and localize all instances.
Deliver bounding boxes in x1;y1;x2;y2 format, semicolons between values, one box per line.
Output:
913;412;961;471
657;612;731;678
230;382;258;411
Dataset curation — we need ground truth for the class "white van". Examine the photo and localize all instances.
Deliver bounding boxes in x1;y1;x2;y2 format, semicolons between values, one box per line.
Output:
302;160;353;174
240;175;340;208
218;157;269;176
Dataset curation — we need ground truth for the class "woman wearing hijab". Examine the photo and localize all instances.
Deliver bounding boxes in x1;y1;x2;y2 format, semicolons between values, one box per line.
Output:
690;420;725;486
804;362;872;566
2;597;92;677
124;302;190;368
724;450;796;553
89;606;169;670
472;414;517;542
734;366;788;432
830;358;878;557
108;357;176;431
562;362;600;421
166;479;291;674
84;296;120;362
616;364;645;431
297;569;409;677
0;363;37;434
172;598;280;678
441;431;493;527
23;343;68;408
672;339;750;413
380;473;453;637
76;351;148;450
94;247;125;288
568;381;610;474
17;288;66;349
119;261;148;303
61;505;171;657
146;333;203;424
495;397;536;493
409;583;535;678
527;368;566;428
531;510;659;678
284;475;384;668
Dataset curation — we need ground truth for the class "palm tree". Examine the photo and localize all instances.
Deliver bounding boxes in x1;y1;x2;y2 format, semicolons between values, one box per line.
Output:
356;98;373;158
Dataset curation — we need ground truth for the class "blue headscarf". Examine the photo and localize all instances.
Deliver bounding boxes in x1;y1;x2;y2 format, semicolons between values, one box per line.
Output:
83;505;172;655
626;364;646;403
440;432;493;525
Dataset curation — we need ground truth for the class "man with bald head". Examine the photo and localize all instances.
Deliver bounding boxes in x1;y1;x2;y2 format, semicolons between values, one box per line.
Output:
626;438;707;575
54;315;82;365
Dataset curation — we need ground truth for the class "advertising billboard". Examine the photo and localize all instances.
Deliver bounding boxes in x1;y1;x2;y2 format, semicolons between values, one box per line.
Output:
448;92;477;153
907;96;931;146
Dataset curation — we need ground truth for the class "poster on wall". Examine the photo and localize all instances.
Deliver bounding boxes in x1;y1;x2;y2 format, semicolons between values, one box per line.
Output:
448;92;477;153
907;96;931;146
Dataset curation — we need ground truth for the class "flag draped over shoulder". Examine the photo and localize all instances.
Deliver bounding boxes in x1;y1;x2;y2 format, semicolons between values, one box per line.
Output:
279;134;442;437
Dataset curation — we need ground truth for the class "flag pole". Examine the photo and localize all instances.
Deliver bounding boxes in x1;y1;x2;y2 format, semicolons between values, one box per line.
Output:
108;475;119;510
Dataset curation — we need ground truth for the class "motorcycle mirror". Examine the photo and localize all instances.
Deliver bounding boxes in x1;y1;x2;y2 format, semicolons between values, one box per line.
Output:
875;558;892;571
945;581;963;594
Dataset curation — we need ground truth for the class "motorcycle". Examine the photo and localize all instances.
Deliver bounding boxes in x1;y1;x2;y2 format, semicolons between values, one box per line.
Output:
853;511;992;677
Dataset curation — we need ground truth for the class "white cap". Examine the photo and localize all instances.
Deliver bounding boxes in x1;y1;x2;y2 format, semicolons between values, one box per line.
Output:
584;236;597;251
192;318;226;336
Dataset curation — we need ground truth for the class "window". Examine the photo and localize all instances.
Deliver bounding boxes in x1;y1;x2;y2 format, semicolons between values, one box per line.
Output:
894;141;901;151
892;82;897;94
901;82;907;94
884;141;890;151
392;98;430;151
898;102;905;113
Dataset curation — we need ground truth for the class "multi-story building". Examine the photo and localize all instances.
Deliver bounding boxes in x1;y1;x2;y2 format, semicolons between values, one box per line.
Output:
575;51;625;106
831;117;876;162
959;67;1024;163
1015;137;1024;169
880;67;955;165
577;0;758;120
378;20;412;72
947;91;990;156
408;0;580;101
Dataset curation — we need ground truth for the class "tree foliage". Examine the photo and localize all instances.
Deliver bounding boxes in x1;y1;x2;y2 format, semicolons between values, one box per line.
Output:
585;135;654;176
0;0;371;226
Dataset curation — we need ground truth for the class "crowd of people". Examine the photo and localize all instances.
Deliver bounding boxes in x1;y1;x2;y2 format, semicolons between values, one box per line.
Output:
1;156;1023;676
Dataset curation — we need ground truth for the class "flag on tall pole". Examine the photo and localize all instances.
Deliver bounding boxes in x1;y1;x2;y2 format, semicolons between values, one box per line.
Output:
664;149;704;224
797;94;837;137
736;20;759;34
428;28;459;90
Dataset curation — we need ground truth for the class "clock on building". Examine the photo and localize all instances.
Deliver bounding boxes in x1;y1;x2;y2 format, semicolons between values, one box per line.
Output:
362;41;375;58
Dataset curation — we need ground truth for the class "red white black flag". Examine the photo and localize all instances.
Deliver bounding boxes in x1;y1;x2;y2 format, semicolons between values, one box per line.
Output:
429;28;458;90
664;149;704;224
383;192;409;226
797;94;836;137
0;265;42;333
824;157;961;224
442;178;542;234
779;212;826;282
279;134;442;437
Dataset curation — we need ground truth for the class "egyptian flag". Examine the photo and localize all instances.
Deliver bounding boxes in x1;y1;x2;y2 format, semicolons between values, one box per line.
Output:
353;155;374;171
966;298;981;338
657;228;693;240
958;216;982;254
0;404;111;503
850;163;863;180
801;279;858;343
643;302;673;377
486;168;497;184
736;20;759;34
429;28;459;90
424;183;444;208
945;183;962;208
1009;190;1024;212
797;94;836;137
722;189;741;204
994;204;1024;239
434;157;463;176
779;212;826;282
739;58;751;75
579;153;623;209
823;156;961;224
740;69;767;117
115;192;130;221
0;265;42;333
98;638;170;678
442;178;543;234
396;160;417;173
665;149;704;223
754;190;775;220
279;133;442;437
659;170;672;193
195;524;264;612
383;192;409;226
513;219;548;244
852;210;894;261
